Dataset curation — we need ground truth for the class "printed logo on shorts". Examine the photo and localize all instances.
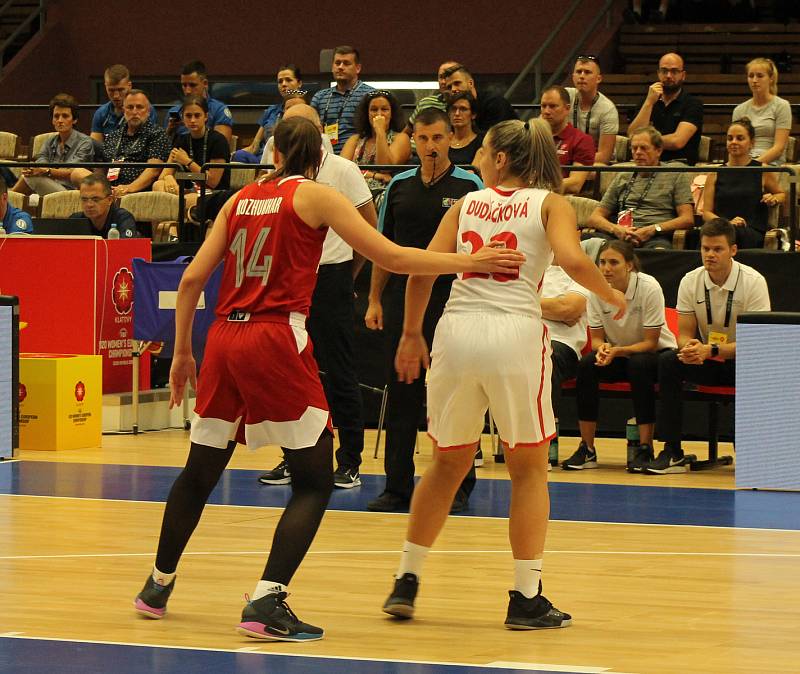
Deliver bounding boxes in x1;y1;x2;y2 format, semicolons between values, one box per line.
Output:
227;310;251;322
15;218;28;231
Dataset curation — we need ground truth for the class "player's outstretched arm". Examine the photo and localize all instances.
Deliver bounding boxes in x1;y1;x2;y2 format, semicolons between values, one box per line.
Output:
293;182;525;277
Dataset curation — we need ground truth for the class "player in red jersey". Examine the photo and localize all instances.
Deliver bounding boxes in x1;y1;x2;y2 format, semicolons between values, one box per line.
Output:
134;116;524;641
381;118;626;630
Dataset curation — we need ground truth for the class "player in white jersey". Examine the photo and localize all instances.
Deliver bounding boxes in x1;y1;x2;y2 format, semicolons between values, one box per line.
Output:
381;118;626;630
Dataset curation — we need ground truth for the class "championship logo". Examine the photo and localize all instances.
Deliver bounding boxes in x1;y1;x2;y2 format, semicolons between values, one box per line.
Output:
18;383;26;403
112;267;134;315
75;381;86;402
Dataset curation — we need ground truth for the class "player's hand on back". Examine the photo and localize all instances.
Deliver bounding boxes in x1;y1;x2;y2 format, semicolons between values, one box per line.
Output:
470;241;526;274
394;333;430;384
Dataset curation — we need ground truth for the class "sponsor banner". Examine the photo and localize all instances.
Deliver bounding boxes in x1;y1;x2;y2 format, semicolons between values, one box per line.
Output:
0;238;151;393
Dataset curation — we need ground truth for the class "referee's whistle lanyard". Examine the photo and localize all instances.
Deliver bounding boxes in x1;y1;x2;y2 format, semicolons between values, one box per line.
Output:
573;93;599;134
704;267;740;329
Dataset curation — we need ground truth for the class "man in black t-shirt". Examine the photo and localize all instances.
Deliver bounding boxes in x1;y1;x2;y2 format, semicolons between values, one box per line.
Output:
365;108;483;514
443;64;517;133
628;52;703;165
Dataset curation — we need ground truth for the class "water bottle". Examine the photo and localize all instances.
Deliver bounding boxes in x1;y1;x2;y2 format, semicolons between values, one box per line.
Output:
107;223;120;240
548;420;559;466
625;417;639;467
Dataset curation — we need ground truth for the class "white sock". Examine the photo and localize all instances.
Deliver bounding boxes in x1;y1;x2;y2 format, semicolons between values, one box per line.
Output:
152;566;176;587
514;559;543;599
252;580;287;601
396;540;430;579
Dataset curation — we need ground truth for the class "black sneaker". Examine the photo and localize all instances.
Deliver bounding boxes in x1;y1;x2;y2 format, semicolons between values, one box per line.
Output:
646;447;694;474
382;573;419;619
237;592;323;642
474;447;484;467
134;575;175;619
628;443;655;473
504;588;572;630
367;492;410;512
333;466;361;489
258;459;291;485
561;441;597;470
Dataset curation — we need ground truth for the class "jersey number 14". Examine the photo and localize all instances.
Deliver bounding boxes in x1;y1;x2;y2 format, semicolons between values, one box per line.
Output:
229;227;272;288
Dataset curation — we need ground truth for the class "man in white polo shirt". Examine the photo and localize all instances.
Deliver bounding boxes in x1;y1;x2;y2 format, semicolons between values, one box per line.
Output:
651;218;770;474
257;104;377;489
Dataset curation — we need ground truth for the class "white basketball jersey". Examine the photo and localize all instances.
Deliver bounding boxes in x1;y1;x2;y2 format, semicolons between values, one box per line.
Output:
445;186;553;316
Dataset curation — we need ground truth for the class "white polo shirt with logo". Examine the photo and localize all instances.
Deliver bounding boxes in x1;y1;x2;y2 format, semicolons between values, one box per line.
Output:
676;260;770;342
588;271;677;350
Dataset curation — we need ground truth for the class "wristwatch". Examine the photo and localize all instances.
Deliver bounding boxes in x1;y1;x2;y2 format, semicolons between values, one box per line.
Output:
711;343;720;358
654;224;663;233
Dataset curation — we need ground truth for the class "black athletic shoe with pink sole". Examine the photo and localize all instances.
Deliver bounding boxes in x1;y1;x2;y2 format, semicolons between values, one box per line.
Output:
134;575;175;619
237;592;323;642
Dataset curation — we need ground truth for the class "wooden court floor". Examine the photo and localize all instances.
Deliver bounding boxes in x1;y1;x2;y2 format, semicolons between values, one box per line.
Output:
1;431;799;674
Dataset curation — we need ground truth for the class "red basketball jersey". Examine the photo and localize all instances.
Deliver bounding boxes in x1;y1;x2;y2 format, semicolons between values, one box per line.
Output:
215;175;328;319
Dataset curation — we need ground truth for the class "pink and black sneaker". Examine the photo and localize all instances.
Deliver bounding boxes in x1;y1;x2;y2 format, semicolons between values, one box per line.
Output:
134;575;175;619
237;592;323;642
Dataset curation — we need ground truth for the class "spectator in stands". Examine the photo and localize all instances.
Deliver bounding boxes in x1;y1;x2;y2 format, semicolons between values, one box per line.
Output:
311;46;375;154
403;60;459;135
73;90;171;198
732;58;791;166
153;96;231;209
703;118;785;249
11;94;93;197
443;64;517;133
0;175;33;234
566;56;619;164
232;65;303;164
539;86;595;194
70;174;138;238
165;60;234;144
562;240;676;471
446;92;483;166
587;126;694;248
341;90;411;197
541;264;590;467
91;64;157;143
652;218;770;473
628;53;703;165
365;107;479;514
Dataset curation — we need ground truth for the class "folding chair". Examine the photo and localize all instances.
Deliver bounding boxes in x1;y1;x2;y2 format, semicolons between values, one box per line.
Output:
131;257;222;433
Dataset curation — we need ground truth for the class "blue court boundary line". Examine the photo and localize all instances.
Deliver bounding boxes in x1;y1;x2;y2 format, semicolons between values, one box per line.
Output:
1;460;799;530
0;635;585;674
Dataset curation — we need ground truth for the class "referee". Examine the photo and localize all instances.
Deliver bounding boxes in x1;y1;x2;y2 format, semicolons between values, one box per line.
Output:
365;107;482;513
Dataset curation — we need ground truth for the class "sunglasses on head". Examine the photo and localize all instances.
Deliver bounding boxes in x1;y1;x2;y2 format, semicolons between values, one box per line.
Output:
577;54;598;62
368;90;392;99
